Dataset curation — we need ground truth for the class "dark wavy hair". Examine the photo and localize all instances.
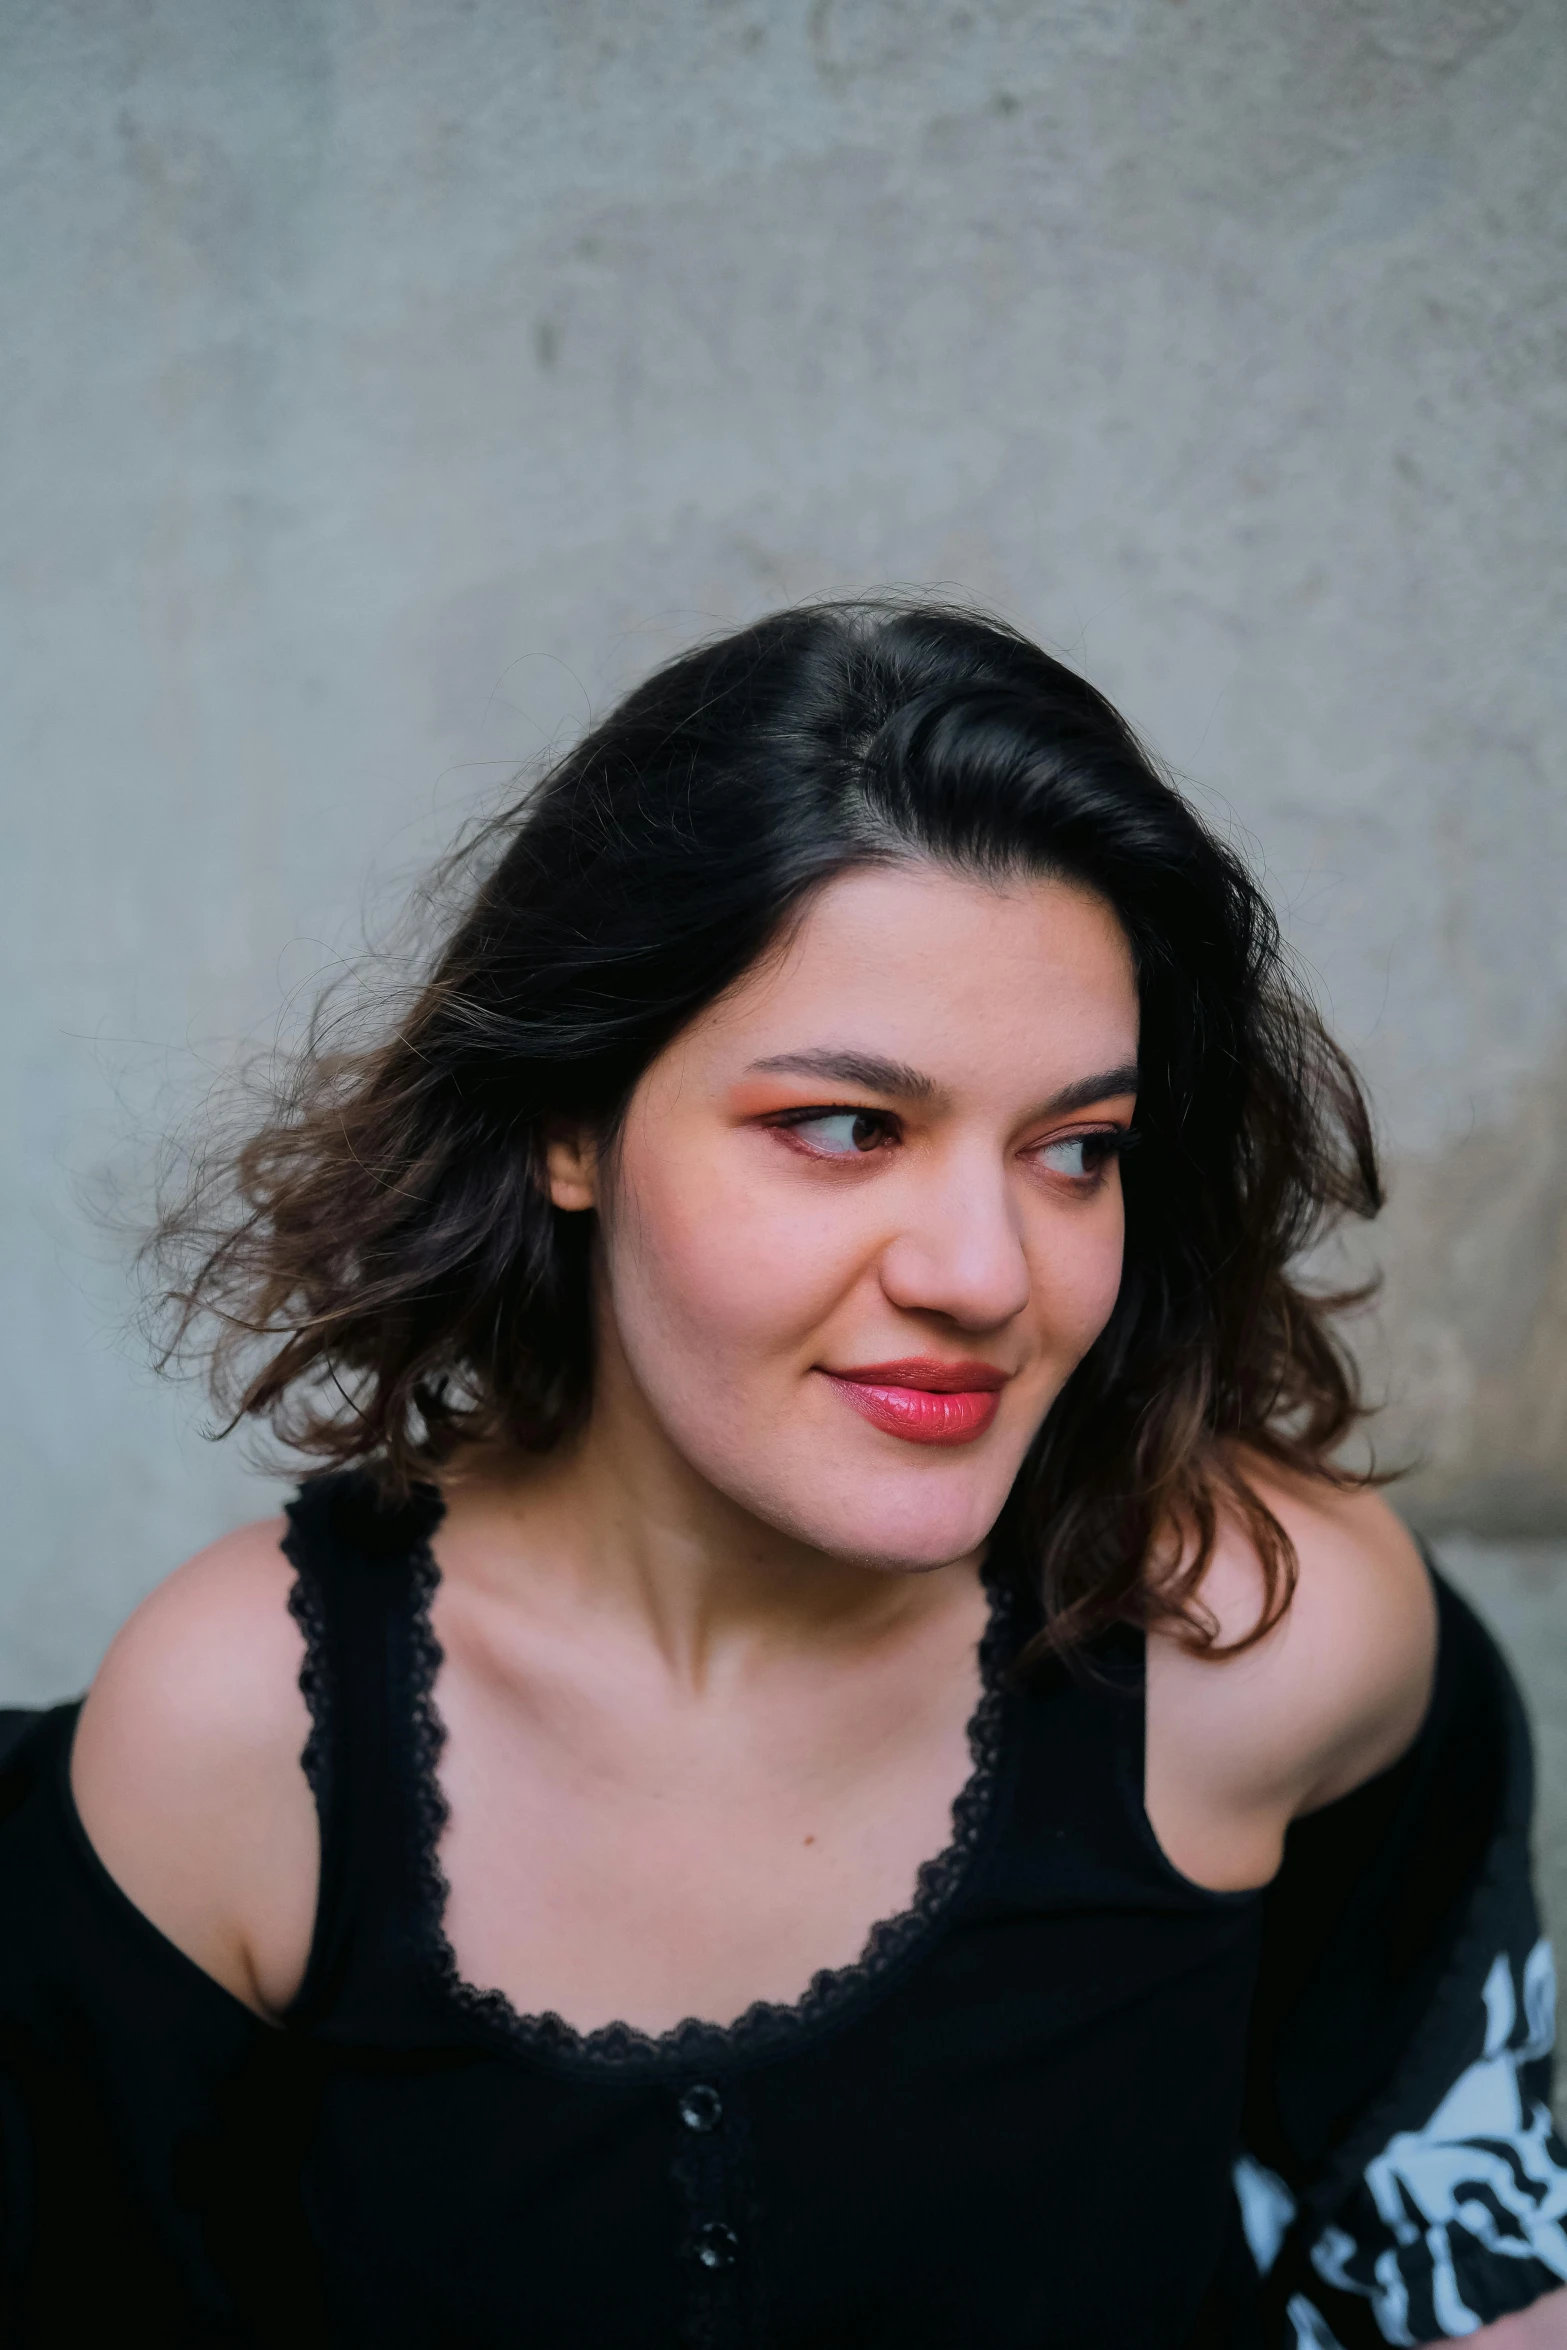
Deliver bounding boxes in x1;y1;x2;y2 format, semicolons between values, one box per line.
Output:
151;599;1384;1657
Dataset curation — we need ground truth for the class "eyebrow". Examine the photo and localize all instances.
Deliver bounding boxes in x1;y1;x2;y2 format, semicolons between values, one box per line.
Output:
749;1048;940;1100
747;1049;1139;1118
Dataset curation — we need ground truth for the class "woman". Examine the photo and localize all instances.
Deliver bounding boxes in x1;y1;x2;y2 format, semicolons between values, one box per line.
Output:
2;601;1563;2345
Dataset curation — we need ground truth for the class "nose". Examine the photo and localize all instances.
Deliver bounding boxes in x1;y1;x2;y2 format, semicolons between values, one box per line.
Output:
876;1150;1032;1333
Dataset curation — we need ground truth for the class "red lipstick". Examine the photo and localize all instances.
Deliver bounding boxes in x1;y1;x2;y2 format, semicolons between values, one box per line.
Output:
820;1357;1009;1446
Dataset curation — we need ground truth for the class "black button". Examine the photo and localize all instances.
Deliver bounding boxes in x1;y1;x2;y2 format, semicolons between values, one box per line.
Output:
678;2082;723;2133
691;2220;738;2271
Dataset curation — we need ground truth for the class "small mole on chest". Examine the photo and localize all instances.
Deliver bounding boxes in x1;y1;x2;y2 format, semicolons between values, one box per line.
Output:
803;1835;816;1846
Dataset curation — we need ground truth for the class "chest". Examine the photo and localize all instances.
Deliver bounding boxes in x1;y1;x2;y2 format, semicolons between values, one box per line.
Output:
428;1590;990;2038
288;1536;1266;2346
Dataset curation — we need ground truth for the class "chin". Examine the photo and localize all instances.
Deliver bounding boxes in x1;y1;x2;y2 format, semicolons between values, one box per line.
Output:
730;1457;1014;1576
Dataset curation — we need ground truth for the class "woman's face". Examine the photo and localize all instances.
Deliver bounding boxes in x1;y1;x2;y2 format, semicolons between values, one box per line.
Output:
553;861;1140;1572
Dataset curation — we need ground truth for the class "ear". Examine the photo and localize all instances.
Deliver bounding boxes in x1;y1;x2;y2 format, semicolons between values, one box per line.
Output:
543;1118;598;1212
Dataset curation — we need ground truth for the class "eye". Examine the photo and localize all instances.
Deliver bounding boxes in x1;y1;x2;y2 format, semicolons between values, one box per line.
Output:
778;1108;897;1157
1033;1129;1130;1185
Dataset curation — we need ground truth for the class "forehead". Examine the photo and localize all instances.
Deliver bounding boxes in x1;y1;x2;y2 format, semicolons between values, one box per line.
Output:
691;862;1139;1082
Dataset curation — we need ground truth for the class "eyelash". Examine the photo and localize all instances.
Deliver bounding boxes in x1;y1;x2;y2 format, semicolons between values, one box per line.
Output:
766;1105;1138;1188
768;1105;900;1154
1034;1128;1138;1187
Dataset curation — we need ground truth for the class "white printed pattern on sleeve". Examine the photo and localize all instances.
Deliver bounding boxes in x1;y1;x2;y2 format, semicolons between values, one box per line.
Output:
1238;1939;1567;2344
1234;2159;1351;2343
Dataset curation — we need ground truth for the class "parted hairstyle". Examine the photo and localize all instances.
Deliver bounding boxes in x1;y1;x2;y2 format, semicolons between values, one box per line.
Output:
151;599;1385;1657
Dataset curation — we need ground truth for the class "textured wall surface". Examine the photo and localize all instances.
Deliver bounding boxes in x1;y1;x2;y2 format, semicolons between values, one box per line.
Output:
2;0;1565;1701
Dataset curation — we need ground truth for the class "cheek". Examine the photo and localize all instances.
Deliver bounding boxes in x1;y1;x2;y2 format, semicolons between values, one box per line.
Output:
600;1141;865;1375
1031;1197;1126;1360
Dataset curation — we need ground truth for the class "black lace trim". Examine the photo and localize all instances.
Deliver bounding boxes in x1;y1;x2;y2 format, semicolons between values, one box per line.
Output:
283;1522;329;1805
401;1505;1015;2076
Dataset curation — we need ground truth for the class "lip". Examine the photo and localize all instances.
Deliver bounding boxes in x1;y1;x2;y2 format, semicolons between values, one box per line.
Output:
819;1357;1010;1447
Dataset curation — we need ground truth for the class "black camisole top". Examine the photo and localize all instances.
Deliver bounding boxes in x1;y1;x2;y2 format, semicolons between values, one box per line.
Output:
265;1470;1267;2346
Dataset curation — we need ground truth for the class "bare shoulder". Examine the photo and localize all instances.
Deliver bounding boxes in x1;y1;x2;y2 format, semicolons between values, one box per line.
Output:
1198;1460;1436;1797
1145;1461;1437;1889
71;1518;318;2019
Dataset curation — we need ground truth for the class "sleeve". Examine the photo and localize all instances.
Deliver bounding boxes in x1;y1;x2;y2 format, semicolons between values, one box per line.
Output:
0;1704;325;2345
1238;1562;1567;2346
1238;1937;1567;2345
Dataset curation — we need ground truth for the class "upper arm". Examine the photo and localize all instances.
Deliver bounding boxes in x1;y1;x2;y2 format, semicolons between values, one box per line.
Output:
1145;1467;1438;1890
70;1520;319;2019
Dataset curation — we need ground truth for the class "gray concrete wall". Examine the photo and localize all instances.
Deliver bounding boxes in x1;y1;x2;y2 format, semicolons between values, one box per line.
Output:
3;0;1566;1714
